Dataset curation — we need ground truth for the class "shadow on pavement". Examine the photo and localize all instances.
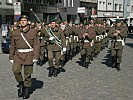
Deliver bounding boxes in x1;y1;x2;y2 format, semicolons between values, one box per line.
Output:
76;58;84;67
29;78;44;95
126;43;133;48
101;49;113;68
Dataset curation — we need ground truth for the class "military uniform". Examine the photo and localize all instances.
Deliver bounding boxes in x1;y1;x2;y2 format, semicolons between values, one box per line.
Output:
108;20;127;71
94;22;102;56
63;24;73;61
9;15;40;99
45;24;66;77
80;24;95;68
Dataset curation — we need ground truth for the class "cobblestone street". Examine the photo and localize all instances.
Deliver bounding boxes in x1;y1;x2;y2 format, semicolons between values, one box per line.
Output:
0;37;133;100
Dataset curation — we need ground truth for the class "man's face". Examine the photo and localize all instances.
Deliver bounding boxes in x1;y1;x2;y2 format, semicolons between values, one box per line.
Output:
51;22;56;28
64;21;68;25
116;22;121;27
90;20;94;24
20;18;28;27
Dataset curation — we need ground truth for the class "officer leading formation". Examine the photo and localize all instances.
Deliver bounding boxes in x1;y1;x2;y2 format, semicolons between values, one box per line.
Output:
9;15;128;99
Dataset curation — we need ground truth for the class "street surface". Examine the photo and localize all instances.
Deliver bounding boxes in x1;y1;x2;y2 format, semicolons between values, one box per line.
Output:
0;36;133;100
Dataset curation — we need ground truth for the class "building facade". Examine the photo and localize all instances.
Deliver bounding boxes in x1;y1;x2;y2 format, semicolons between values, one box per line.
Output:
19;0;80;23
80;0;97;23
0;0;17;26
97;0;124;18
123;0;131;19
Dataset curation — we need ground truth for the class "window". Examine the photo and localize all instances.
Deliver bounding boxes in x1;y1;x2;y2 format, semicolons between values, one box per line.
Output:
41;0;47;5
127;5;130;12
17;0;22;2
68;0;70;7
72;0;73;7
108;3;111;5
131;6;133;13
56;0;62;3
115;4;118;11
6;0;13;4
64;0;66;7
48;0;56;5
36;0;41;3
119;4;122;11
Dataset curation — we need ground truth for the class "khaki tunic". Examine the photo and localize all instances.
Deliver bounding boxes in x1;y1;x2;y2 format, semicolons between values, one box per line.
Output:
9;26;40;65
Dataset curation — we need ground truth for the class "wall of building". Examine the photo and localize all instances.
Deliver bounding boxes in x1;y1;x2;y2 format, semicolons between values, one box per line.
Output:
97;0;124;18
124;0;131;18
0;0;17;25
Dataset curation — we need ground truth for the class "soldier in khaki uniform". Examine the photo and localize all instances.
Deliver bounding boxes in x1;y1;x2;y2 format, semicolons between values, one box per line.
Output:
108;19;127;71
62;20;73;62
94;21;102;57
9;15;40;99
80;22;96;68
45;20;66;77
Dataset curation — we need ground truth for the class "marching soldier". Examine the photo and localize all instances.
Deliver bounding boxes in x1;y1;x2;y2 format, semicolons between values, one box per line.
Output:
45;20;66;77
9;15;40;99
80;22;95;68
94;21;102;57
63;20;73;61
88;21;96;61
108;19;127;71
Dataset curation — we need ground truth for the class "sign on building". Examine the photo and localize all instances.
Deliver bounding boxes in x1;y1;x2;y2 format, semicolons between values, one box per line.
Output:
13;2;21;15
77;7;86;13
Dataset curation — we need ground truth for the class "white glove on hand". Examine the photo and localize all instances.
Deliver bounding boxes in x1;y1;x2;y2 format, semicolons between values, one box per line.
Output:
10;60;14;63
63;48;66;52
49;37;55;41
33;59;38;63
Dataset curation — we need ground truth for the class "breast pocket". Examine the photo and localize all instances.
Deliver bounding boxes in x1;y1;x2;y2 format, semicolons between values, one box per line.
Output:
14;35;21;41
27;35;35;46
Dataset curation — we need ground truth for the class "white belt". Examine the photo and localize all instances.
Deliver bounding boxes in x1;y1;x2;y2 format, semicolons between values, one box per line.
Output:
74;36;77;40
100;35;103;39
84;40;89;43
69;38;71;42
105;33;108;36
96;36;100;41
116;39;125;46
66;40;69;46
17;48;33;53
91;40;94;46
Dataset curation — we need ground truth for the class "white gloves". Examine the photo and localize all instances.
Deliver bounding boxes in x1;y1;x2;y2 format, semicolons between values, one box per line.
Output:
63;48;66;52
33;59;38;63
49;37;55;41
10;60;14;63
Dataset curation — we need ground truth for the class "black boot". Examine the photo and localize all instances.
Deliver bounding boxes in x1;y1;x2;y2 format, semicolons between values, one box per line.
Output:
59;60;66;72
48;67;54;77
23;87;30;99
18;81;24;98
39;60;43;66
84;62;89;69
90;55;93;61
116;63;121;71
53;68;59;77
